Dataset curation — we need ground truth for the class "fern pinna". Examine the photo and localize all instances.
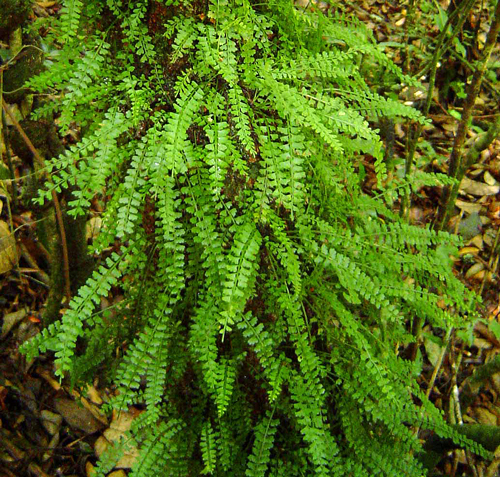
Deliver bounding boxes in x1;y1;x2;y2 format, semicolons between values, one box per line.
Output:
21;0;486;475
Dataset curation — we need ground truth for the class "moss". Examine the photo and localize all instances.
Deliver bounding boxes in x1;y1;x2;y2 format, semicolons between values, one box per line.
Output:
0;0;31;40
42;229;64;326
3;36;44;102
64;212;94;293
41;211;94;325
9;118;54;163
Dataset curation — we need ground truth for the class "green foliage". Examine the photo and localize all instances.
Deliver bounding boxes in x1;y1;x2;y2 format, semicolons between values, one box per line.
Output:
246;410;279;477
20;0;488;475
201;420;217;474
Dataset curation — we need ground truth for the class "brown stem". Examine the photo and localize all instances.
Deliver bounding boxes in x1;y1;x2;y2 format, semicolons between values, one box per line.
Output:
2;99;71;302
435;0;500;231
400;0;476;219
403;0;415;76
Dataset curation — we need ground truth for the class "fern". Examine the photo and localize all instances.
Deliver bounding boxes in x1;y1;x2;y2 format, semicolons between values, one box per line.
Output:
203;95;233;198
20;0;489;475
227;84;256;155
246;410;279;477
220;218;262;337
116;141;149;238
158;83;204;174
129;418;185;476
59;0;83;42
201;420;217;474
20;250;129;375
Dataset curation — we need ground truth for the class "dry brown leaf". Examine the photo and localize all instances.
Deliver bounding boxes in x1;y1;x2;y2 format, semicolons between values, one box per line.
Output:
471;269;494;282
469;168;483;178
474;407;497;425
37;368;61;391
100;409;141;469
116;451;139;470
108;409;138;434
69;389;108;426
42;432;60;463
466;262;485;278
86;461;96;477
86;217;102;242
484;170;498;186
94;435;110;458
473;337;494;350
54;398;106;434
487;200;500;221
0;220;18;274
1;309;27;338
455;199;482;214
441;122;456;133
460;176;500;196
459;246;480;256
40;410;62;436
85;384;103;405
469;234;483;249
108;471;127;477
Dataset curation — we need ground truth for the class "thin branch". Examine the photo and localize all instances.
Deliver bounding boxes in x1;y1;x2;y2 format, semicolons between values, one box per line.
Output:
426;327;453;399
400;0;476;218
435;0;500;230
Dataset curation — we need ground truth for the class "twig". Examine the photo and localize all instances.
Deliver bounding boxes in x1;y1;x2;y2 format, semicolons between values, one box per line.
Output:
403;0;416;76
2;99;71;302
19;243;50;285
425;326;453;399
449;349;479;477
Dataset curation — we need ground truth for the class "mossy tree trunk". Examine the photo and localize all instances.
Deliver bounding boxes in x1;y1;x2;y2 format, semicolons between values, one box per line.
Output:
2;0;93;323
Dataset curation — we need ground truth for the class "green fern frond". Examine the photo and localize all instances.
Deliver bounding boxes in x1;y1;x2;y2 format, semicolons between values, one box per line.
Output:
260;74;344;152
201;420;217;474
59;0;83;41
246;410;279;477
22;250;129;376
227;84;256;155
129;419;185;476
215;358;237;417
116;142;149;238
204;113;232;198
289;370;340;477
157;83;204;174
220;219;262;337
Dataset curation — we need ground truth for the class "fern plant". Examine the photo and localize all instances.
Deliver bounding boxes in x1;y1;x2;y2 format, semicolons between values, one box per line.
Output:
21;0;488;475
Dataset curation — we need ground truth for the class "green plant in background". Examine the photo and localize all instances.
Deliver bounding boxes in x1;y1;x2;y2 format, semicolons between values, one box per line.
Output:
19;0;488;475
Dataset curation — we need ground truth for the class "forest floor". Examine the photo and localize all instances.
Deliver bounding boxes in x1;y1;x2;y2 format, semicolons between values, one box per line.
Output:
1;1;500;476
